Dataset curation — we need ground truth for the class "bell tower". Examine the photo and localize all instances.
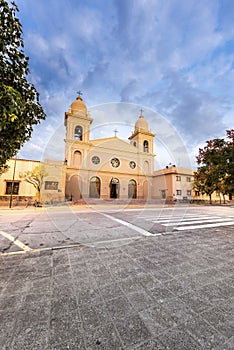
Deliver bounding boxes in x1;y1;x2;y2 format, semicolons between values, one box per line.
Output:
129;111;155;153
129;111;155;175
64;94;93;167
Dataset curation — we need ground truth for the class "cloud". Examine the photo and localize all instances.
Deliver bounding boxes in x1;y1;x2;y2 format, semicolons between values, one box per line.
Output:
15;0;234;167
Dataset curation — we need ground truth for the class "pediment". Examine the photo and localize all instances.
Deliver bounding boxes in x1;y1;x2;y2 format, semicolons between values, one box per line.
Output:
90;137;137;153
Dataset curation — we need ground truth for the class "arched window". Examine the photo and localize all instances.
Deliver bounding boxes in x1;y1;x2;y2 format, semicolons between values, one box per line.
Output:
89;177;101;198
133;141;137;147
74;125;83;140
128;179;137;199
143;140;149;152
73;150;82;168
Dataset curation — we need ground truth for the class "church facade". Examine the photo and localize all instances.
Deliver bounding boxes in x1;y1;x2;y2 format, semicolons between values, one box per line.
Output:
63;95;155;201
2;95;225;206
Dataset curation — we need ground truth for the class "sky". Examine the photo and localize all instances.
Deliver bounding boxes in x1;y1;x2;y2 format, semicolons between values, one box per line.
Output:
15;0;234;169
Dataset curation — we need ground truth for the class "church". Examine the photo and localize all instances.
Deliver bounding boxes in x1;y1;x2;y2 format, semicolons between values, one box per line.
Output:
1;94;206;206
63;94;155;201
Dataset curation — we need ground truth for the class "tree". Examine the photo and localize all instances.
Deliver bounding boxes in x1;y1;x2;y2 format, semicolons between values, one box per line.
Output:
0;1;46;172
20;165;47;202
194;130;234;203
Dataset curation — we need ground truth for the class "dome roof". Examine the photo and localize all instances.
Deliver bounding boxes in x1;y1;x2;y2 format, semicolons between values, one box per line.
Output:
70;95;87;114
135;114;149;132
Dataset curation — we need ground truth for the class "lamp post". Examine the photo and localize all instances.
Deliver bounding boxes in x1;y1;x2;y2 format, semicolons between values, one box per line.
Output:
9;156;17;208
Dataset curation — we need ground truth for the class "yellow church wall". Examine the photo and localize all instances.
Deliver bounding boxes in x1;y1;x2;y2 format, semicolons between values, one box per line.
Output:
0;158;40;206
41;159;66;204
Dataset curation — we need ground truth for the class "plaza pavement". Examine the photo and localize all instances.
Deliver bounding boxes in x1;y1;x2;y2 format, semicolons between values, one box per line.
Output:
0;205;233;349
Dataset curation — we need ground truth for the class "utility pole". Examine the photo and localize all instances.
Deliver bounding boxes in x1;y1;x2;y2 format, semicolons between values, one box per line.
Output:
9;156;17;208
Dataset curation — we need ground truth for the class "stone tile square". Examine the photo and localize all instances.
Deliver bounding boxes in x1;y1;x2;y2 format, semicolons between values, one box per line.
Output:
127;289;155;312
133;338;166;349
50;295;79;317
29;276;51;295
99;282;125;300
49;315;83;345
139;306;169;336
163;262;200;277
158;328;201;350
115;313;152;348
199;283;232;305
178;290;213;314
136;257;158;271
80;300;110;332
156;298;195;327
106;295;134;320
202;306;234;339
110;266;140;281
50;336;85;350
94;270;115;287
78;285;101;305
181;315;227;349
10;323;49;350
164;274;204;296
149;268;174;282
118;276;142;294
0;294;24;312
146;282;176;303
0;311;16;349
85;322;124;350
214;336;234;350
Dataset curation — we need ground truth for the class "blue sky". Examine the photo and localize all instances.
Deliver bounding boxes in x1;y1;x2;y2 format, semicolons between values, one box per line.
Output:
16;0;234;168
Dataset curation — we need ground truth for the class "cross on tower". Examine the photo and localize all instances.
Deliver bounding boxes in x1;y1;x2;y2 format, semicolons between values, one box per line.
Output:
140;108;144;115
77;90;83;97
113;128;118;137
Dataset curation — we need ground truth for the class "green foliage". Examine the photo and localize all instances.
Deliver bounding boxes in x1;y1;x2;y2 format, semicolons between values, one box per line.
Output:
0;0;46;170
194;130;234;203
20;165;47;201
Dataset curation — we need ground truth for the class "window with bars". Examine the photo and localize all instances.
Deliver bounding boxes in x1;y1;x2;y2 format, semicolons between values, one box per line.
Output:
5;181;19;195
45;181;58;190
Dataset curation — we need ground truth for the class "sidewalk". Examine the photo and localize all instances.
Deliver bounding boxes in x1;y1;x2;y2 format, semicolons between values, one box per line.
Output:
0;226;233;349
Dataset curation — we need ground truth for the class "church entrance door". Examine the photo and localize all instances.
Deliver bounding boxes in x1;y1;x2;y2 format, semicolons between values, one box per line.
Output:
110;178;119;199
128;179;137;198
89;177;101;198
68;175;81;200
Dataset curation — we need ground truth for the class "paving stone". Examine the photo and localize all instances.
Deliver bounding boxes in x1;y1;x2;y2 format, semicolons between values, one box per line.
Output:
201;306;234;339
118;276;142;294
99;282;125;300
85;322;124;350
50;295;79;317
49;314;83;346
158;328;202;350
10;323;49;350
180;315;227;349
115;313;152;348
80;300;110;332
139;307;168;336
106;295;134;320
0;310;16;349
133;337;166;349
127;289;155;312
142;277;176;301
214;336;234;350
177;290;214;314
77;285;101;305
